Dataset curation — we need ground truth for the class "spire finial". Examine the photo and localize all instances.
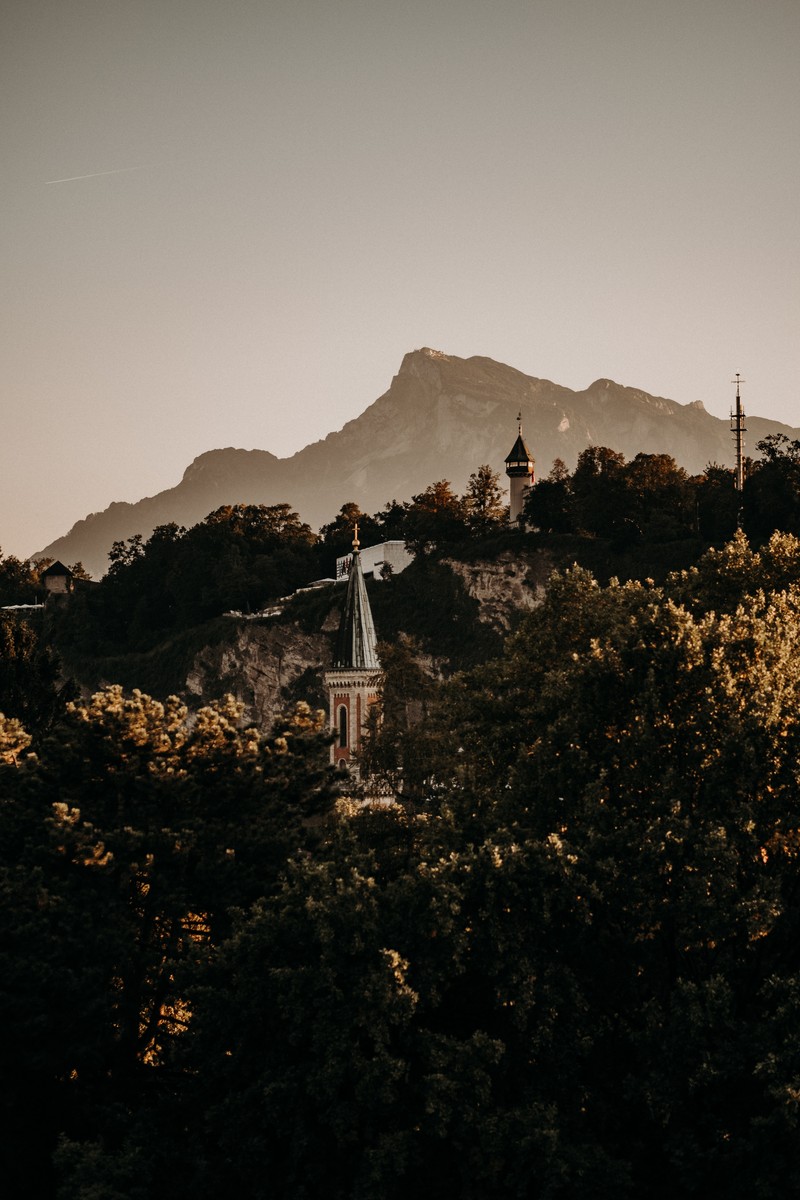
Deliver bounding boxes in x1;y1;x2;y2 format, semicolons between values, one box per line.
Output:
352;521;360;553
517;411;522;435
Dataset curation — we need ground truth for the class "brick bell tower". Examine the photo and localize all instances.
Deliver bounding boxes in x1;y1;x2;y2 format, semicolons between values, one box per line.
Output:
505;413;535;524
324;525;382;774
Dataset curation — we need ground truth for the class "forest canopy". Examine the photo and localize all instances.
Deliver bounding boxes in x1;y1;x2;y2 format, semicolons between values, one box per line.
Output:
4;532;800;1197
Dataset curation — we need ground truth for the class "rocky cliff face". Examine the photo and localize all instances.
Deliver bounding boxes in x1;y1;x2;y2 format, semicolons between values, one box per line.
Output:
181;548;553;724
442;548;550;633
185;619;333;730
39;348;799;577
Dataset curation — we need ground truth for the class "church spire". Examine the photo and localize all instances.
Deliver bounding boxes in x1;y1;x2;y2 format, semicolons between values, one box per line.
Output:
324;526;382;774
332;528;379;670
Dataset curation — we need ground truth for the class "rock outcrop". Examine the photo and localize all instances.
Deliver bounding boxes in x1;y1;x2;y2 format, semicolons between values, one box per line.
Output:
185;619;331;730
443;549;550;633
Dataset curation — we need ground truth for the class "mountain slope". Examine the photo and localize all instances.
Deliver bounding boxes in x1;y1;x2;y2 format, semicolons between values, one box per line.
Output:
38;348;798;577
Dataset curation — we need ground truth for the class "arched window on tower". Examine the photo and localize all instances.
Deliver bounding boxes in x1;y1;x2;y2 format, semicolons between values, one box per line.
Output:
338;705;348;748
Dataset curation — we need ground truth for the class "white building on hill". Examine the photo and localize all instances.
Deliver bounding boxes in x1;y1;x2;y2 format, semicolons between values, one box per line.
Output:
335;540;412;583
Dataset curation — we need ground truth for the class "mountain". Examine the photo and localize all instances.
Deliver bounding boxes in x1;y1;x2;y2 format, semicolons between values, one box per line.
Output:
37;348;799;577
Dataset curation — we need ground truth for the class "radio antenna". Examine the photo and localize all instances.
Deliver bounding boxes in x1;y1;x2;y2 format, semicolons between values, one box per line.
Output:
730;374;747;527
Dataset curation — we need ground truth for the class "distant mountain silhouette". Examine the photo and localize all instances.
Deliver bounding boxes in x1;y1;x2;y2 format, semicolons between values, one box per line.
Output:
37;348;799;577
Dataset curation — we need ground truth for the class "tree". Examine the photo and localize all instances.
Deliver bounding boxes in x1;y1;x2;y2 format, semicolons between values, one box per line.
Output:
359;637;440;796
65;505;322;655
568;448;620;535
745;434;800;540
695;463;738;543
620;452;694;541
463;465;507;535
421;538;800;1194
110;805;587;1200
318;502;381;574
0;688;336;1199
0;549;42;606
108;533;145;573
0;613;70;735
403;481;469;555
374;499;410;542
525;450;700;544
522;460;575;532
669;529;800;615
15;524;800;1198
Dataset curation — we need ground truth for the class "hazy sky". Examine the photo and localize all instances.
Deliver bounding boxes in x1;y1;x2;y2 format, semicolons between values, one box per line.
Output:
3;0;798;559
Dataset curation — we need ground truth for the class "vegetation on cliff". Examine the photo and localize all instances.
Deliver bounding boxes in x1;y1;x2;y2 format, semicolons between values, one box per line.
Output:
6;445;800;1195
4;530;800;1196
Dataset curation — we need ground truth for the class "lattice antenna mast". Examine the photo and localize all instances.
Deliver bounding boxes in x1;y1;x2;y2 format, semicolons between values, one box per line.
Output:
730;374;747;524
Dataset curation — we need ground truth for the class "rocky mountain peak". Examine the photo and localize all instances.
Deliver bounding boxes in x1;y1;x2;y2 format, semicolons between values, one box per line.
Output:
36;350;800;577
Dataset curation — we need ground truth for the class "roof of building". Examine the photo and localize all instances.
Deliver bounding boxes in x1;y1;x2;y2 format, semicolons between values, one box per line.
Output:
40;560;72;578
504;432;535;464
333;548;380;670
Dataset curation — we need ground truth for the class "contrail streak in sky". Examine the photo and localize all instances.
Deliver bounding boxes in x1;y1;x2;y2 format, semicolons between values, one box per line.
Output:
45;164;151;184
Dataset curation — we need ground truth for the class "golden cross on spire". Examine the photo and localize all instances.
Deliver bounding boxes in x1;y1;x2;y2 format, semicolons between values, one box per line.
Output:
352;521;360;552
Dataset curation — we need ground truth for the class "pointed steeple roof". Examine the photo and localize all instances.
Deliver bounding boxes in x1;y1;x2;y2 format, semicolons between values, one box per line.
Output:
504;432;534;464
333;529;380;669
505;412;534;466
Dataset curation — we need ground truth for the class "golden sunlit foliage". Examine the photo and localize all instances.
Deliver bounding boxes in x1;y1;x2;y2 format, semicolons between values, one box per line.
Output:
6;534;800;1198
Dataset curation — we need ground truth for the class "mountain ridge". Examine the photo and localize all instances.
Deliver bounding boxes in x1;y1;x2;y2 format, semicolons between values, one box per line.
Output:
37;348;800;577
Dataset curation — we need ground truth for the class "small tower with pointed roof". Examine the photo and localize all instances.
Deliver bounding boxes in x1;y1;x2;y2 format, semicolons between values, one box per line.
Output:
324;524;382;773
505;414;535;524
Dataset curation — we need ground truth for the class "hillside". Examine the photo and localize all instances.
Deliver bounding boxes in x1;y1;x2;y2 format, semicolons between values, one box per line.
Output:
37;348;800;577
50;530;708;727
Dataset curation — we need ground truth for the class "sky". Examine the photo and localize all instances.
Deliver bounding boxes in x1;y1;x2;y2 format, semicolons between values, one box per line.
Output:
2;0;799;559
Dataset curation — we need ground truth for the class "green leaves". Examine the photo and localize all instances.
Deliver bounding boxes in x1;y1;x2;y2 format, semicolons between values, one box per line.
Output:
0;686;336;1198
10;531;800;1197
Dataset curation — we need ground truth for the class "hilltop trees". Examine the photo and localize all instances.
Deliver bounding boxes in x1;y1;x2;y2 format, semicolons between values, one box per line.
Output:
522;438;800;549
358;467;506;556
319;468;506;563
0;551;43;606
464;464;507;534
51;467;513;665
318;502;382;573
64;504;320;653
403;480;469;554
523;448;697;542
694;463;739;542
0;551;89;606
